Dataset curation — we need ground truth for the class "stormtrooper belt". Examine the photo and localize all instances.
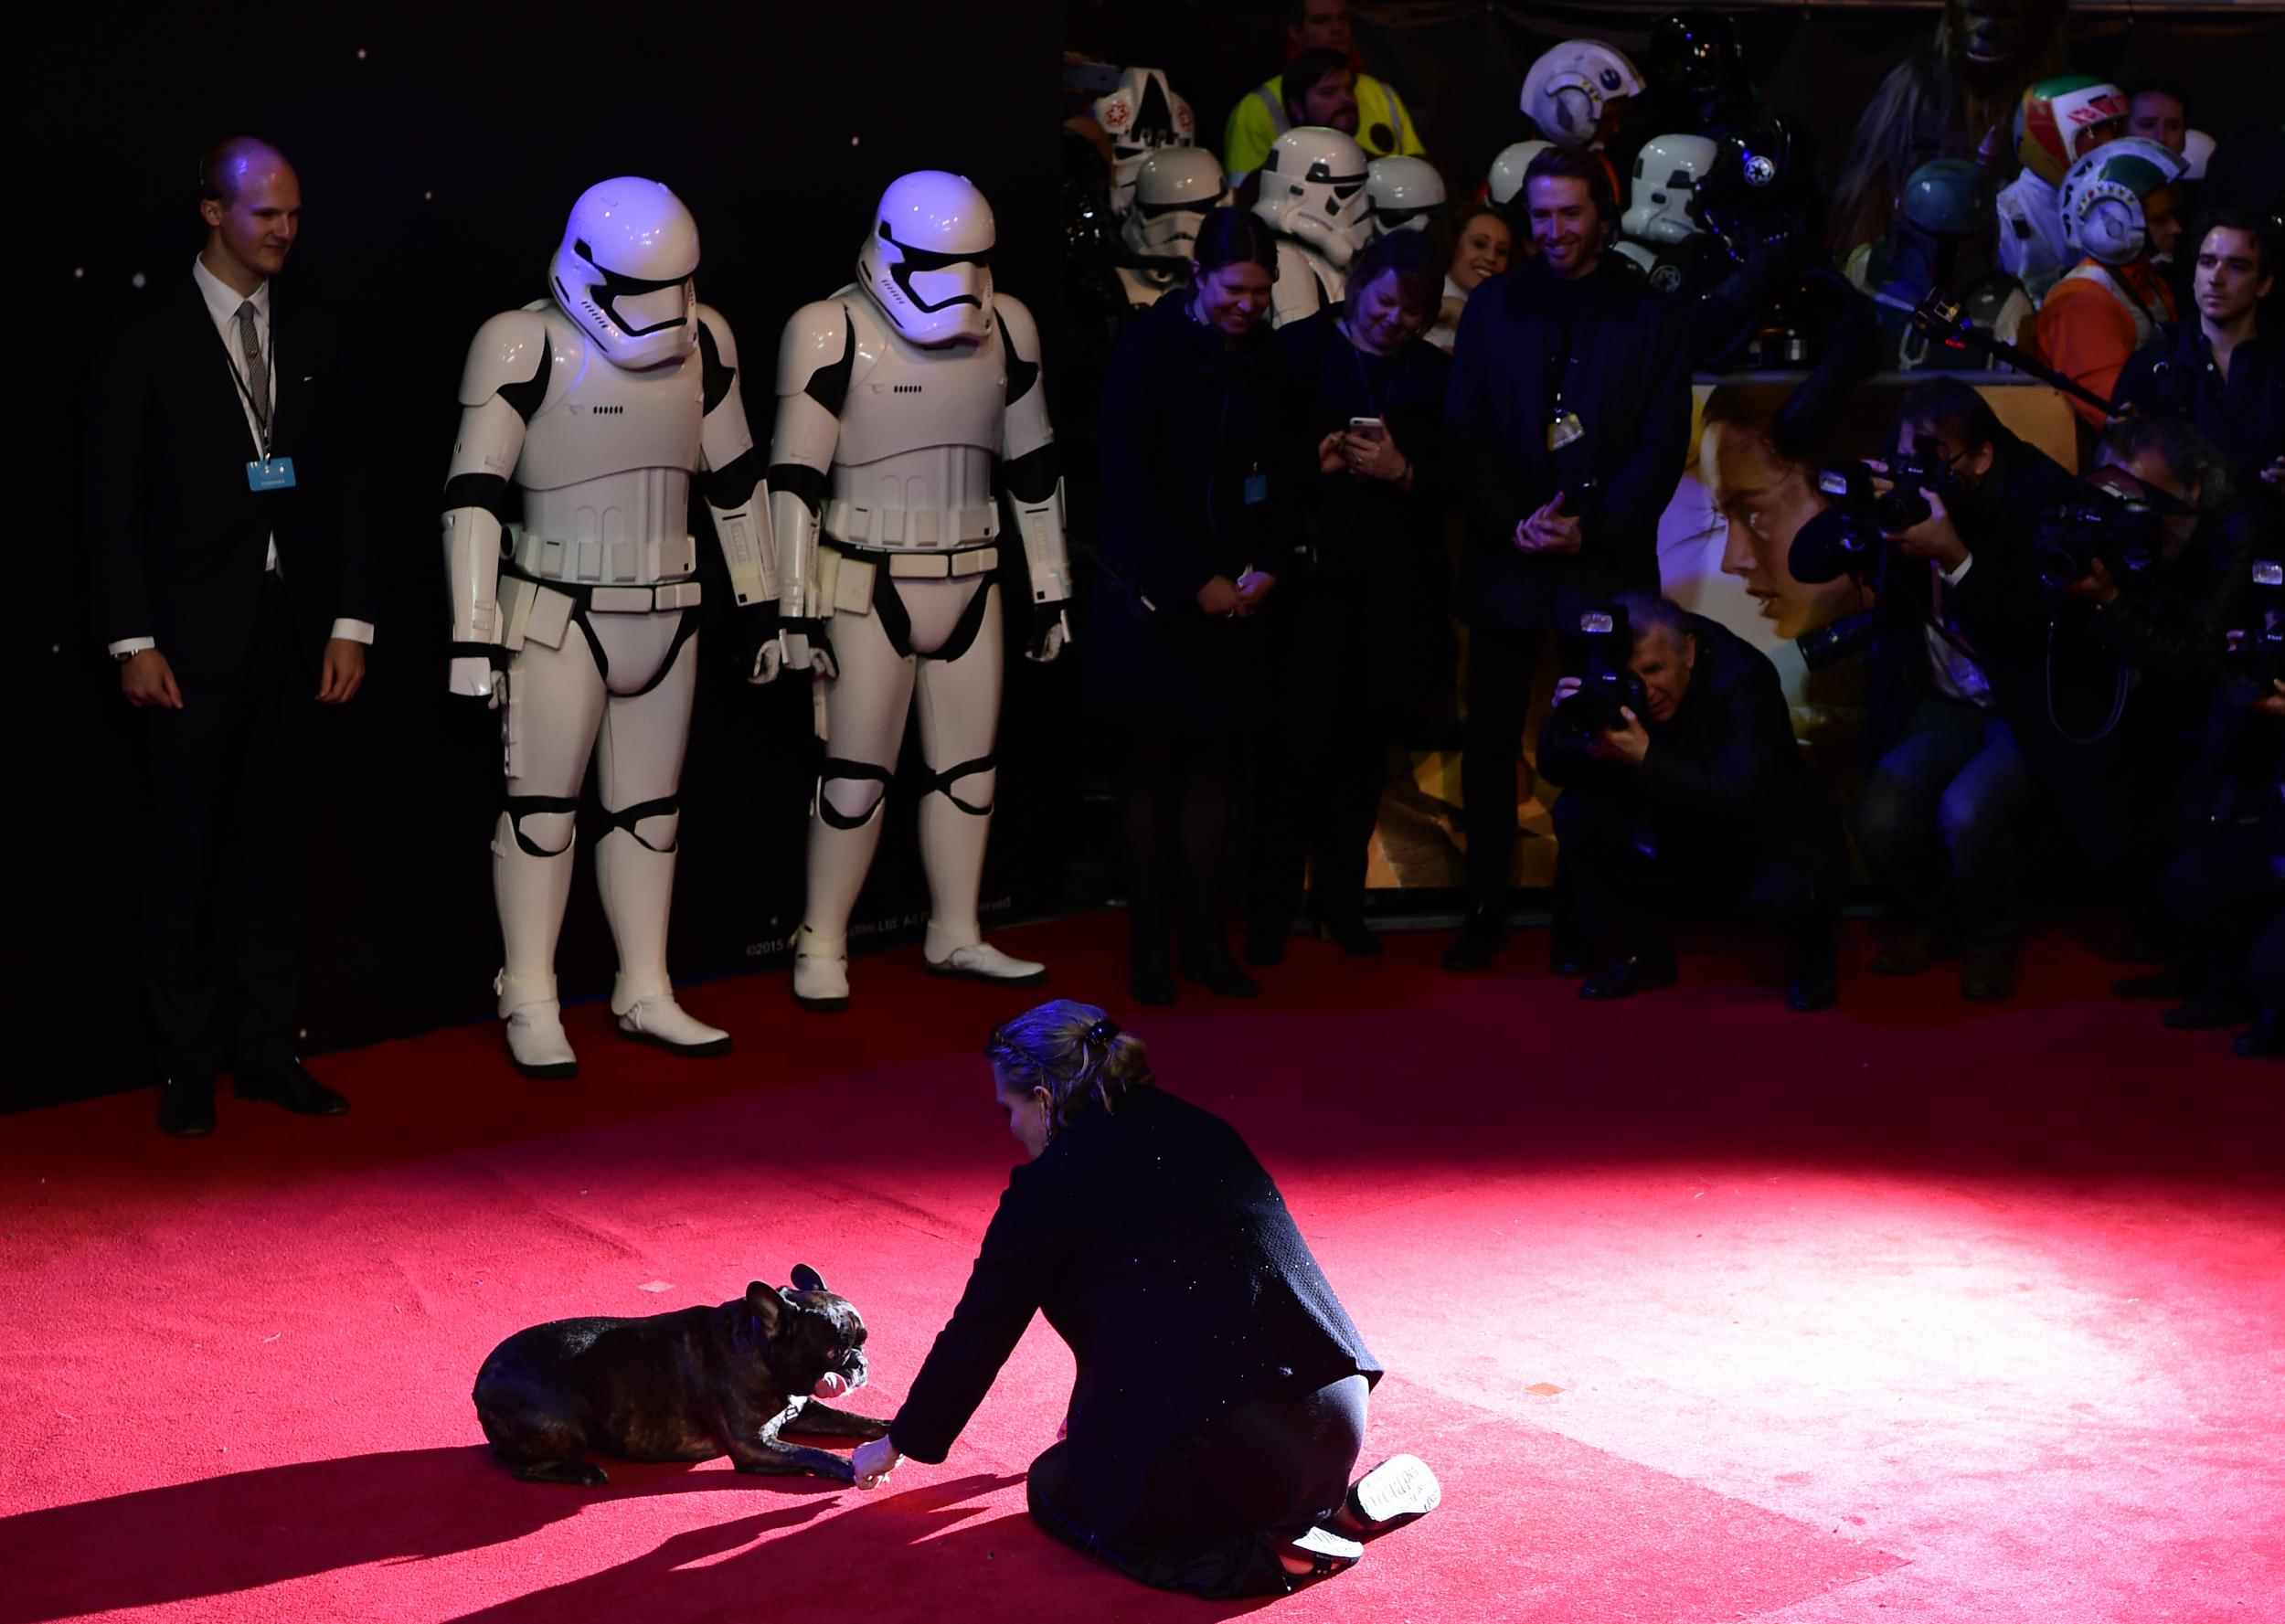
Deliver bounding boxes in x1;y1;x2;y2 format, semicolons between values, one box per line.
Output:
821;535;1000;579
501;562;702;614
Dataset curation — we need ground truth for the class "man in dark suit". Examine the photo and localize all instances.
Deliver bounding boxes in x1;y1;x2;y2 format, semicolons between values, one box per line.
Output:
1441;144;1693;971
1537;595;1847;1012
87;136;371;1136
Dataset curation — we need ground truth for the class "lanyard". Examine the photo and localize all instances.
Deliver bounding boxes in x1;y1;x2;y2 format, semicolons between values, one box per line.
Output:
216;313;276;462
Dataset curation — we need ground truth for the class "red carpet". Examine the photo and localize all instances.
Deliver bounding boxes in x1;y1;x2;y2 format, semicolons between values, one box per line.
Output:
4;914;2281;1622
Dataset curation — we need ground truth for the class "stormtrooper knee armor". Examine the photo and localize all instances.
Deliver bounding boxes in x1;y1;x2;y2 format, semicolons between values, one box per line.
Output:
442;177;781;1077
766;171;1073;1011
1251;126;1375;327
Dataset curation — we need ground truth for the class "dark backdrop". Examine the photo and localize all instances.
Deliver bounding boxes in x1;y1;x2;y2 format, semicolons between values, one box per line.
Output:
14;3;2276;1111
15;4;1068;1111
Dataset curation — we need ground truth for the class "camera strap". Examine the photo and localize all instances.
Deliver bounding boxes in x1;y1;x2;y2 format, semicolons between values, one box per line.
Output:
2045;619;2131;747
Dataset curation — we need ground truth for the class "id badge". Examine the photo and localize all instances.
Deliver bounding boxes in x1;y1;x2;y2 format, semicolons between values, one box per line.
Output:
246;457;297;492
1243;472;1269;506
1546;413;1585;452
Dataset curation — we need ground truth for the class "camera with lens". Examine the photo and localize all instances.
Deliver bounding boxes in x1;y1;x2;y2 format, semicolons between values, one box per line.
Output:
2029;481;2169;596
1796;607;1882;673
2223;557;2284;688
1786;439;1962;586
1545;603;1650;757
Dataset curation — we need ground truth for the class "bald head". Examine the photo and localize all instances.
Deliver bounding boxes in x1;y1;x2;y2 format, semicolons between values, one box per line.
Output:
197;136;300;294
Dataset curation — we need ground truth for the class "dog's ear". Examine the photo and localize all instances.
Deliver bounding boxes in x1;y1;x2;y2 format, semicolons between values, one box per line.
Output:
745;1280;784;1335
790;1263;825;1294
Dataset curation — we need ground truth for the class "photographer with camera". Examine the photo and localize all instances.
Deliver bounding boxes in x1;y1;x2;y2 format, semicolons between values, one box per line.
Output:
1536;595;1847;1012
1826;380;2078;1000
2048;418;2272;959
1441;145;1692;971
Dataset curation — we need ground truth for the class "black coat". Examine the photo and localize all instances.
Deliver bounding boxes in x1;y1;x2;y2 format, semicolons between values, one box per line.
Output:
1276;307;1452;695
2113;324;2285;494
1444;254;1692;630
86;273;373;678
1541;614;1841;872
1862;432;2081;765
1089;292;1305;733
889;1086;1380;1538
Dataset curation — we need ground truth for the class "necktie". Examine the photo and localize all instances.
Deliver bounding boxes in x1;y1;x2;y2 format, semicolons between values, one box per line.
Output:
235;300;270;439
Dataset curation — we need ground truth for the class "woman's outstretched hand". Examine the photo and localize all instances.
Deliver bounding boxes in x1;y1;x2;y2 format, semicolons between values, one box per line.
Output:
853;1436;903;1490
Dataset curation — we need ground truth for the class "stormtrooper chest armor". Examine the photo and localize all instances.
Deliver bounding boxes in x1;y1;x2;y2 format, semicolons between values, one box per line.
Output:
510;303;706;585
825;288;1009;553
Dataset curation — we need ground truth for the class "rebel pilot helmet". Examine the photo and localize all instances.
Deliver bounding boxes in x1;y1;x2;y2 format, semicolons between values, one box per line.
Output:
1521;38;1645;149
2016;75;2128;187
859;170;996;345
2059;137;2189;267
550;177;701;368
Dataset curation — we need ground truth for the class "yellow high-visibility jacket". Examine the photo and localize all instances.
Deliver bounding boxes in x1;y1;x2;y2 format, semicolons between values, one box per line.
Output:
1221;71;1424;179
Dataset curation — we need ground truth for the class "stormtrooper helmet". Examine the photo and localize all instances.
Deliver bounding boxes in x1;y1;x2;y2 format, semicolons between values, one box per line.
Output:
1121;147;1227;261
549;177;700;368
1252;125;1373;268
1095;66;1197;216
1622;133;1717;246
1521;39;1645;148
1487;140;1554;210
2182;127;2215;182
858;170;996;345
1367;155;1447;235
2059;137;2188;267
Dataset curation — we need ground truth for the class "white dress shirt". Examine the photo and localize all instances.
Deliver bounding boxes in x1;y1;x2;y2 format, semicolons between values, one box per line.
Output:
107;258;375;659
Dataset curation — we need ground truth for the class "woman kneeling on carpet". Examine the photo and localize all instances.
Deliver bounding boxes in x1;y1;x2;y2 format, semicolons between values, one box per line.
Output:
849;999;1440;1596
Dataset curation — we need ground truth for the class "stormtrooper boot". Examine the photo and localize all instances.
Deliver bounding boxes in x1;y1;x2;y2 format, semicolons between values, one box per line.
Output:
792;925;851;1013
494;808;580;1079
916;769;1045;985
597;822;731;1057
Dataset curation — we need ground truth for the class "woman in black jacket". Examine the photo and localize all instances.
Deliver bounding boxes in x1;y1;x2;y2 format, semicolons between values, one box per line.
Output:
1092;209;1305;1005
1249;227;1453;960
847;1000;1439;1597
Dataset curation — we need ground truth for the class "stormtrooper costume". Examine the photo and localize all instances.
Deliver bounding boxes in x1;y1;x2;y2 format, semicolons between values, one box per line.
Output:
768;172;1073;1011
1614;132;1717;284
1117;147;1227;311
1486;140;1553;213
1095;65;1198;218
442;178;780;1077
1366;154;1446;235
1252;126;1375;328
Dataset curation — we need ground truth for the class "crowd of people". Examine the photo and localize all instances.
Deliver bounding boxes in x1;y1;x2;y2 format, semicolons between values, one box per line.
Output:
1062;1;2282;1052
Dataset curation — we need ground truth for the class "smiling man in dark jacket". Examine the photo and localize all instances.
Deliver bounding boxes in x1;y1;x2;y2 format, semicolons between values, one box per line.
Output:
1442;145;1693;971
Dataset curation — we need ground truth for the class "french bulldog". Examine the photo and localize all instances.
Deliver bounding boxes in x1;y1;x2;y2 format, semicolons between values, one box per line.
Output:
472;1263;889;1486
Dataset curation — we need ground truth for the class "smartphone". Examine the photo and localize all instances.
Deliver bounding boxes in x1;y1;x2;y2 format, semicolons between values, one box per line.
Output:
1347;416;1386;442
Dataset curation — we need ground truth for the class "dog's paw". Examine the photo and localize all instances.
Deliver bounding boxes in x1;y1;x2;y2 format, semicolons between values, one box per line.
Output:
815;1457;857;1484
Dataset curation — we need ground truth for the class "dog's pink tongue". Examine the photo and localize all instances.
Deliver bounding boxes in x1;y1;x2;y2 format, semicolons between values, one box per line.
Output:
813;1372;848;1399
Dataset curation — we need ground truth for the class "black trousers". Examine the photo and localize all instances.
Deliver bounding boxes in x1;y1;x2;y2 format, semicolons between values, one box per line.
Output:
1459;625;1545;905
1253;587;1425;929
1026;1372;1368;1599
1119;721;1254;963
1552;780;1840;963
140;575;309;1078
2164;825;2285;1003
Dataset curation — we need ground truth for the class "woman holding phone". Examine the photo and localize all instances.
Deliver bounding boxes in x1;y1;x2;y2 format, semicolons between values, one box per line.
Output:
1248;228;1452;961
1093;208;1303;1004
